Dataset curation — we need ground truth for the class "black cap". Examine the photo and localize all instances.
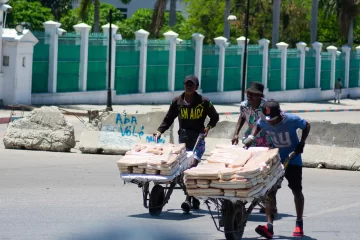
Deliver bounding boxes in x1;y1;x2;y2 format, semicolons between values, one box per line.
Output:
246;81;264;94
184;75;199;86
262;99;281;121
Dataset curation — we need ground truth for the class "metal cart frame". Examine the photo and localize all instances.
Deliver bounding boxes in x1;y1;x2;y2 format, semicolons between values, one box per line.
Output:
126;173;188;216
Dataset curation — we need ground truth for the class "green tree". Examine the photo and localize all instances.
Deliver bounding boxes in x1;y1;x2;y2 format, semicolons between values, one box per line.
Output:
7;0;54;30
116;8;186;39
60;2;123;31
183;0;226;44
29;0;73;21
280;0;312;47
320;0;360;46
184;0;313;46
78;0;131;32
317;8;341;46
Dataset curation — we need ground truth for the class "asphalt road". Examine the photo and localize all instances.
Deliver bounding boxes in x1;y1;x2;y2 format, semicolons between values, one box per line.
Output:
0;146;359;239
0;114;359;240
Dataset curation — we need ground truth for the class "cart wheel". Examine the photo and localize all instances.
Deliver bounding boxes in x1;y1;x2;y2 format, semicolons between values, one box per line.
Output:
149;185;165;216
224;201;245;240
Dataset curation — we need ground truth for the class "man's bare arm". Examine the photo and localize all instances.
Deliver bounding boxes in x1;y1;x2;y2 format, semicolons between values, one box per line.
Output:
300;121;311;143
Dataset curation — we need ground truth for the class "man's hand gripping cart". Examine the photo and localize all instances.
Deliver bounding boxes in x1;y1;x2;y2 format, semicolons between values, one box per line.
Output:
194;150;296;240
119;135;204;217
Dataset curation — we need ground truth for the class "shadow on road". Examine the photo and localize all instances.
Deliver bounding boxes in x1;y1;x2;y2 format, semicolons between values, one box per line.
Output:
248;212;296;222
241;235;317;240
128;209;206;221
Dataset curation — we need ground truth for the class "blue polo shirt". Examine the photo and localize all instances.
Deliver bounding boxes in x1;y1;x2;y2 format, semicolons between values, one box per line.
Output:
257;113;307;166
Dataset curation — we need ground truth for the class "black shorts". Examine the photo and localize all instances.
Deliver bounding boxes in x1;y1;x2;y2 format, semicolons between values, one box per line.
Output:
284;164;302;192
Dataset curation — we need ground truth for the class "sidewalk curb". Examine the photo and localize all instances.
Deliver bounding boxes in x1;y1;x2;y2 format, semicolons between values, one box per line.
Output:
1;108;360;124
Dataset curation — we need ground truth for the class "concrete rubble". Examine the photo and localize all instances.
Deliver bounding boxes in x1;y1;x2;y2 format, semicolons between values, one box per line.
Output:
3;106;76;152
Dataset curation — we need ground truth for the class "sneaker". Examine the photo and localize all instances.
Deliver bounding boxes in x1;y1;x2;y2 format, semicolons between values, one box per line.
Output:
181;201;191;213
255;225;274;239
293;226;304;237
191;198;200;210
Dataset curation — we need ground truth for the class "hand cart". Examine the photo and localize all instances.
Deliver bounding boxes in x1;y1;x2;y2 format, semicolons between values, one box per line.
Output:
195;151;297;240
119;135;204;216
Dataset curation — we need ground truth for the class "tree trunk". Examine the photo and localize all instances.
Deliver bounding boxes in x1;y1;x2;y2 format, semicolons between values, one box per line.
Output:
94;0;100;33
151;0;167;38
272;0;281;48
310;0;319;44
224;0;231;40
348;19;354;47
169;0;177;27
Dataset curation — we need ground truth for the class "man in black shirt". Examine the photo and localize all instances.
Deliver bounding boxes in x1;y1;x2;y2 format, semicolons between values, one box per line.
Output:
154;75;219;213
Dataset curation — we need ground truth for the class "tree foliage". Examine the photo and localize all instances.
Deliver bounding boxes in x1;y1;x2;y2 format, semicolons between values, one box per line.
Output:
6;0;360;48
7;0;54;30
116;8;186;39
182;0;360;47
28;0;73;21
320;0;360;38
60;3;123;32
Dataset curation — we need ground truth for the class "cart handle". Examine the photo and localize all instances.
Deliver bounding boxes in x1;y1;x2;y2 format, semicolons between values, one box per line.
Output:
192;133;205;152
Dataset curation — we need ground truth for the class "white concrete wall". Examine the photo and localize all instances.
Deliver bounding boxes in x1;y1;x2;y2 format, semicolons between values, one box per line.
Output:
113;90;186;105
0;73;3;102
31;87;360;105
1;29;37;105
32;90;115;105
14;43;35;104
2;42;17;105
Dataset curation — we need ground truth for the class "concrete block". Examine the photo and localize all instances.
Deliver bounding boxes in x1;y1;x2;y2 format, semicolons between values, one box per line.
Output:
302;144;360;171
79;111;173;155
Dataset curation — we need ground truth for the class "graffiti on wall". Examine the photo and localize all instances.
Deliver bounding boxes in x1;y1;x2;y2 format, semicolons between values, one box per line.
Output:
100;113;166;144
99;132;137;149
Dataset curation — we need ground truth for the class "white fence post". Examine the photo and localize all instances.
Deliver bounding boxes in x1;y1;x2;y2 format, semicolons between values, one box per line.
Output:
102;23;118;90
237;36;250;89
192;33;204;89
164;31;179;92
296;42;307;89
341;45;351;88
135;29;150;93
74;23;91;91
312;42;323;88
258;38;270;89
43;20;61;93
214;36;227;92
326;46;337;90
276;42;289;91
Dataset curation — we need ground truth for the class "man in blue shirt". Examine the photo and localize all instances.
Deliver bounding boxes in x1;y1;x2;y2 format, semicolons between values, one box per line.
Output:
244;99;311;239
